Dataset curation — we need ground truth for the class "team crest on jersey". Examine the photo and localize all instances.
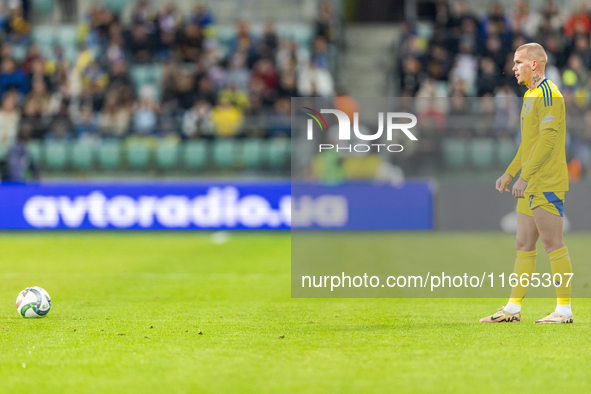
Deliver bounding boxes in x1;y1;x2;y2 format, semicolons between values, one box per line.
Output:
523;101;533;113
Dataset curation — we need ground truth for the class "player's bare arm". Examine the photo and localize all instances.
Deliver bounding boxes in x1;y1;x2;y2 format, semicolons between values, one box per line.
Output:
512;177;528;199
495;173;512;193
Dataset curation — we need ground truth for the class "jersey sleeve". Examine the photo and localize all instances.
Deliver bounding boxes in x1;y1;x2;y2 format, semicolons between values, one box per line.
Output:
505;142;522;177
520;100;561;182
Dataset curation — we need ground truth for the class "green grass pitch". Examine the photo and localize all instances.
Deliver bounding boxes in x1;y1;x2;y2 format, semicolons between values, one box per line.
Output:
0;232;590;393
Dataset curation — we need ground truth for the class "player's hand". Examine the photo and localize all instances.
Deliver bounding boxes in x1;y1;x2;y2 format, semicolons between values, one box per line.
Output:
495;173;513;193
512;177;528;199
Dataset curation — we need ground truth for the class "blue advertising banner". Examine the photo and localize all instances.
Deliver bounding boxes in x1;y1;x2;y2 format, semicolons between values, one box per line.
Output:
292;181;433;230
0;181;432;230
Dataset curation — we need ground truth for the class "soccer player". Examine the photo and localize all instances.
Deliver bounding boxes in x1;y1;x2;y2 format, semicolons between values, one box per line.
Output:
480;43;573;324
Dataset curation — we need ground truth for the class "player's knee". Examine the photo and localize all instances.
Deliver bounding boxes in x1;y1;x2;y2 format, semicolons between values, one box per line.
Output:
542;239;565;254
515;238;535;251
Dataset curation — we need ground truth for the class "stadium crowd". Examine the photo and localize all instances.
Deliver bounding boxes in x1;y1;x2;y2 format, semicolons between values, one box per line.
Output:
0;0;338;158
397;0;591;177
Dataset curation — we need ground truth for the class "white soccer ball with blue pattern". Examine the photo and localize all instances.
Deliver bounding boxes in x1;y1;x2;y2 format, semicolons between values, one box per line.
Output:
16;287;51;318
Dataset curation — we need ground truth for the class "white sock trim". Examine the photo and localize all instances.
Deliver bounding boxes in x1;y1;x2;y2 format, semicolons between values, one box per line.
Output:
504;302;521;314
555;304;572;318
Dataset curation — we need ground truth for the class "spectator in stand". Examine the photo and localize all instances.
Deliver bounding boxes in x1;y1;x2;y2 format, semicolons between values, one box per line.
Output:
258;21;278;61
132;86;158;134
426;45;451;82
210;98;243;138
81;61;109;99
315;0;337;43
132;0;154;26
0;3;8;34
218;82;249;111
276;40;306;73
311;36;329;69
511;0;540;39
477;57;498;96
0;91;21;147
182;99;212;139
74;105;98;136
7;4;30;38
268;97;291;137
0;57;28;97
28;57;53;93
20;43;41;74
155;3;178;60
195;76;216;106
449;38;477;95
108;61;133;91
46;100;74;140
230;20;258;67
98;88;131;136
277;73;298;98
26;79;51;116
251;58;278;95
483;34;506;72
20;98;47;139
174;70;196;111
399;56;423;96
543;35;566;70
189;4;214;28
179;21;203;62
480;2;512;46
571;35;591;69
298;60;334;97
563;54;588;89
130;24;153;63
6;130;38;181
226;52;250;92
160;60;177;110
564;3;591;39
106;29;126;66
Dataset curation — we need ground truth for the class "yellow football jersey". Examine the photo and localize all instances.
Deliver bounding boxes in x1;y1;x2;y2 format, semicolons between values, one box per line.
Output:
506;78;569;192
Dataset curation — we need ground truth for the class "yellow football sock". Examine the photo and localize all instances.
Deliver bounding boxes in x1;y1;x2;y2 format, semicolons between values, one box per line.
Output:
549;246;572;305
509;249;537;305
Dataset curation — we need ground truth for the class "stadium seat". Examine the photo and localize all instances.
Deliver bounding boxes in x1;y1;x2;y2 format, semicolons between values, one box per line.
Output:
71;141;94;170
126;140;151;170
98;140;121;170
33;0;54;15
267;138;290;168
183;140;208;169
240;139;263;168
442;138;468;169
104;0;127;12
130;65;163;101
290;25;313;46
469;139;495;169
26;141;42;166
215;25;235;44
213;139;236;168
32;26;56;47
57;26;79;48
44;140;70;170
497;139;519;167
12;45;27;62
155;140;179;169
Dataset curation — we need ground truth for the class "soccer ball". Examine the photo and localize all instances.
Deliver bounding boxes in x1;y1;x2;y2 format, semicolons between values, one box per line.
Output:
16;287;51;318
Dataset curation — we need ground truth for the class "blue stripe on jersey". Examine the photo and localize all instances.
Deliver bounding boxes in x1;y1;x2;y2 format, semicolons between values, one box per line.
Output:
540;80;548;107
544;81;552;106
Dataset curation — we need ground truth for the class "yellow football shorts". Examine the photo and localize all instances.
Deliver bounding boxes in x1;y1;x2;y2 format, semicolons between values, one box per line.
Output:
517;191;565;217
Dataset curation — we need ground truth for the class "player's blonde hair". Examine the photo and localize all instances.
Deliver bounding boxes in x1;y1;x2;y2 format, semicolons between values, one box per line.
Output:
515;43;548;66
